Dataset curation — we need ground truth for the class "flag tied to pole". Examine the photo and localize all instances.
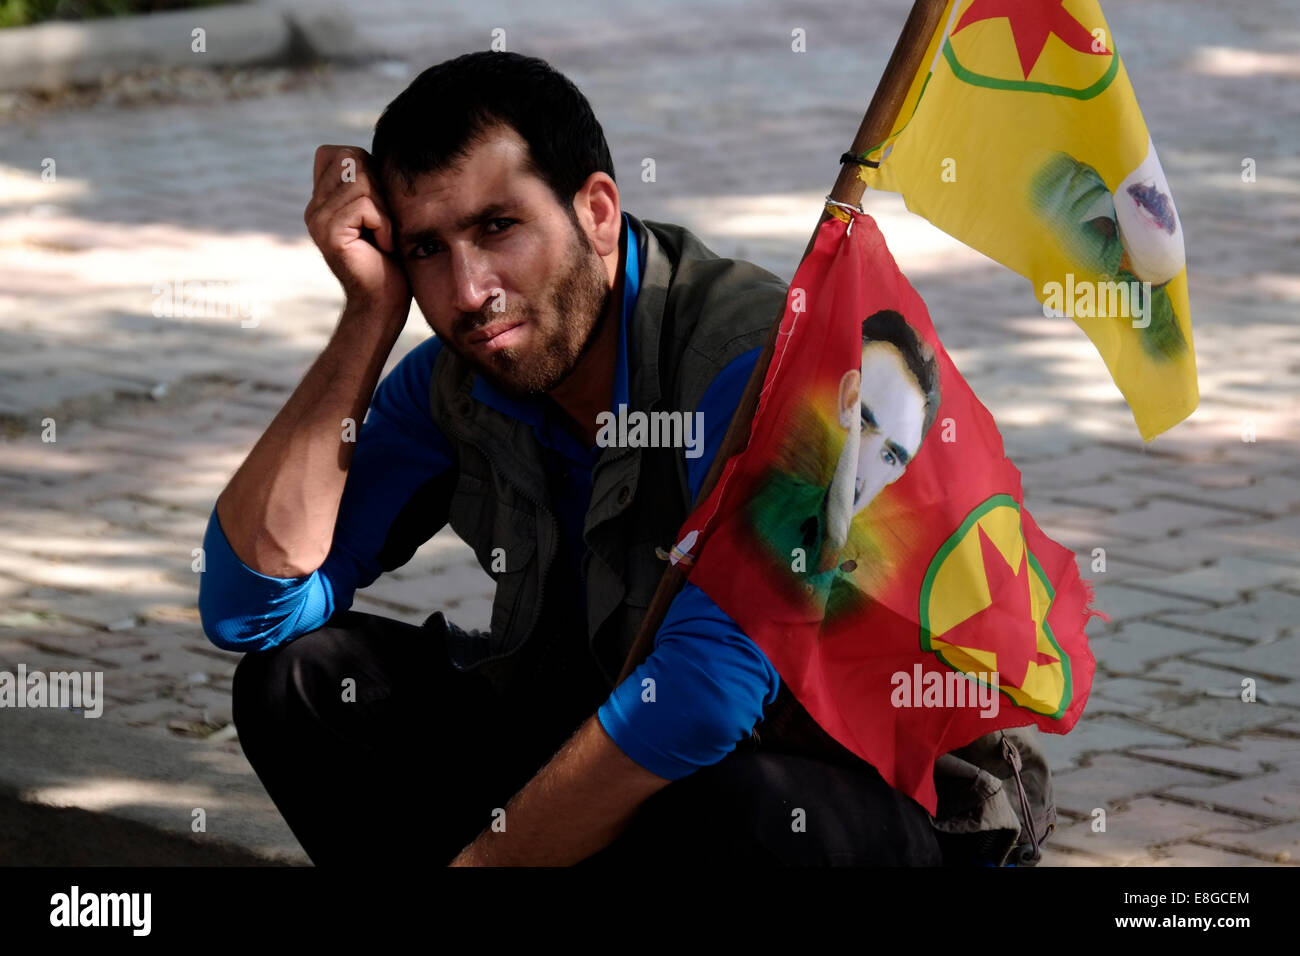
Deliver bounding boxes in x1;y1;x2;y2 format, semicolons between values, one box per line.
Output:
857;0;1197;441
674;209;1097;814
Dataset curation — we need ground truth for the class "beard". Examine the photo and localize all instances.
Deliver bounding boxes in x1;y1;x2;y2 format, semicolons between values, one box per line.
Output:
446;217;611;399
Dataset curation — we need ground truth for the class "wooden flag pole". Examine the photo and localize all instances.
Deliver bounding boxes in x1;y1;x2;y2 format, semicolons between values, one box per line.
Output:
615;0;949;685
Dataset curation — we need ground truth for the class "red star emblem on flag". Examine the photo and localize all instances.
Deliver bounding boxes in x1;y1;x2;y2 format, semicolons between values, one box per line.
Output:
952;0;1112;79
937;524;1059;688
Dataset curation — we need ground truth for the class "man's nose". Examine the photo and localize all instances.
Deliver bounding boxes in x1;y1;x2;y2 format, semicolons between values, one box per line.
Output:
448;244;500;315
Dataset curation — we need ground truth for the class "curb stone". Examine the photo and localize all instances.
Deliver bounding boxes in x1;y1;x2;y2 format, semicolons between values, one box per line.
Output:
0;3;371;94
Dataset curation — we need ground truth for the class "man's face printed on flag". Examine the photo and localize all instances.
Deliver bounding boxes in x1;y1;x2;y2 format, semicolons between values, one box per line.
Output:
836;340;927;514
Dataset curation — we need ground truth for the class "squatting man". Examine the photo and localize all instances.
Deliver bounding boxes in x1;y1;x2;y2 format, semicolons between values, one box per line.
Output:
200;51;961;867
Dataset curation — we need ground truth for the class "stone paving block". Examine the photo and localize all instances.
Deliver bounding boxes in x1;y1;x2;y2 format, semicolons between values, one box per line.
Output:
1039;845;1118;867
1147;843;1272;866
112;696;194;728
1088;583;1216;627
355;571;439;612
128;483;224;515
0;505;126;540
1059;797;1258;855
1038;524;1165;569
1052;753;1225;815
15;631;145;669
2;368;152;412
1040;716;1193;771
1087;674;1191;713
1154;589;1300;642
0;547;162;594
1089;621;1241;673
8;471;143;510
99;670;173;706
12;591;152;632
174;684;234;725
1197;821;1300;863
1081;687;1156;717
1129;740;1279;777
1082;500;1248;541
1146;657;1300;709
1039;481;1153;514
1107;534;1267;574
1047;819;1154;864
1026;502;1124;538
1203;514;1300;569
1019;447;1149;489
1113;472;1300;518
0;644;111;677
430;562;497;602
2;525;182;563
1164;770;1300;822
86;496;211;542
1194;636;1300;682
1126;556;1300;604
0;509;84;546
1141;698;1294;742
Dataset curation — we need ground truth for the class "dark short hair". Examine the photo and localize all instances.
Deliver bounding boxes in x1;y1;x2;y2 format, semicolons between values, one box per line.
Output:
371;52;616;223
861;309;942;439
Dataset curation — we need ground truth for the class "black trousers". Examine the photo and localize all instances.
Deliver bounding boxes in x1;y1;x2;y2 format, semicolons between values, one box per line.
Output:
231;610;944;866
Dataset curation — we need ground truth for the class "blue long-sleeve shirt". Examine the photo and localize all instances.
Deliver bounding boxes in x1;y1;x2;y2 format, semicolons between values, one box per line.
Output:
198;213;780;780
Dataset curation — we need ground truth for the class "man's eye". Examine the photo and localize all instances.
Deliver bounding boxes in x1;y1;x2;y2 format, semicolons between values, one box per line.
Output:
486;218;517;234
408;241;441;259
880;447;898;467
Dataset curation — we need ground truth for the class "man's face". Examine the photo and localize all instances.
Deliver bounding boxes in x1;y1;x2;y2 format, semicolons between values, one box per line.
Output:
386;124;611;397
849;341;926;513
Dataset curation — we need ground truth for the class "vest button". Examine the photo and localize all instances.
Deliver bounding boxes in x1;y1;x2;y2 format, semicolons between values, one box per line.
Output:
617;485;631;505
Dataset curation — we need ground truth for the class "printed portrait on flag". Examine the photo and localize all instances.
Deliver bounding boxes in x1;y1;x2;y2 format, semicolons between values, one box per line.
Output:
746;308;941;623
1028;146;1188;359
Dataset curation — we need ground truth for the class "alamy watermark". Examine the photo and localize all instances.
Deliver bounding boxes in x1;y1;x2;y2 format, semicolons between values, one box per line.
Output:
50;886;150;936
1041;274;1152;329
152;280;268;327
594;404;705;459
0;665;103;718
891;664;999;718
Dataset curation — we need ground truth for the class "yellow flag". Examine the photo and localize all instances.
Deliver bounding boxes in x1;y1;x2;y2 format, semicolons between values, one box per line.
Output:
859;0;1197;440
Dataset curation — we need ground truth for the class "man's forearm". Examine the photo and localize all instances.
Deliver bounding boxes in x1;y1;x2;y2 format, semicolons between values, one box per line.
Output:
216;301;406;578
450;715;671;867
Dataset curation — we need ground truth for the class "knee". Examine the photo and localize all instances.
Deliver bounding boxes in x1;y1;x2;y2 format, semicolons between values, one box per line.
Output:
230;619;372;741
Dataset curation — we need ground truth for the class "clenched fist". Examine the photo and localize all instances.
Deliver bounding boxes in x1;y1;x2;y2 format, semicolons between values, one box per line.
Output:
304;145;411;319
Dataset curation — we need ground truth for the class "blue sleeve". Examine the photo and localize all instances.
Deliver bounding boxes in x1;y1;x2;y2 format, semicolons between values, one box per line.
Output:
198;336;455;652
597;346;781;779
597;581;780;779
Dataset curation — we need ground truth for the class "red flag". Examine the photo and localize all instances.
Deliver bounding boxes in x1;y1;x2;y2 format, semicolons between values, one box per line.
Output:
674;209;1097;813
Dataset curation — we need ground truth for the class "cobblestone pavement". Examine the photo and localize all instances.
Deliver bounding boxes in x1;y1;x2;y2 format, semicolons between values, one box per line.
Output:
0;0;1297;865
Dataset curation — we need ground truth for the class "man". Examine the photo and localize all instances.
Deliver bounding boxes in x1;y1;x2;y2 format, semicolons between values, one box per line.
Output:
749;309;941;620
199;51;944;866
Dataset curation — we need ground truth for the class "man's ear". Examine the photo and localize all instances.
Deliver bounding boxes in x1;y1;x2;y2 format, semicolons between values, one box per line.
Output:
572;172;621;258
837;369;861;429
